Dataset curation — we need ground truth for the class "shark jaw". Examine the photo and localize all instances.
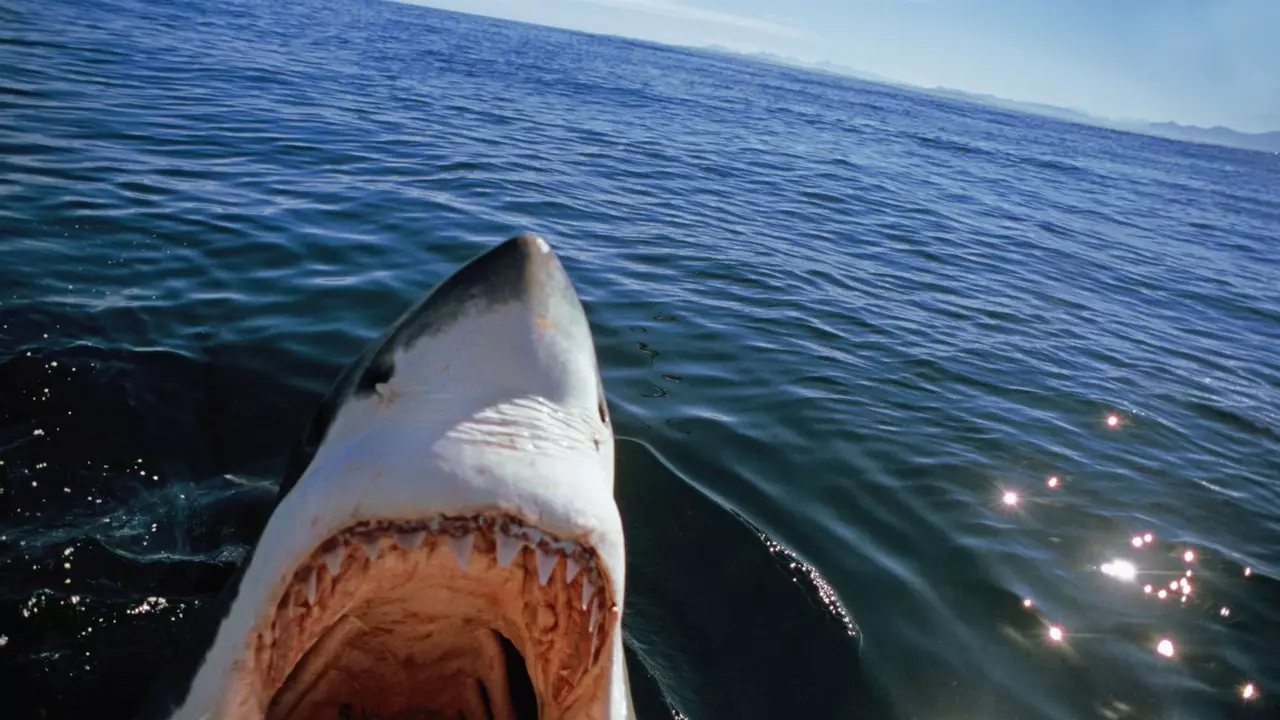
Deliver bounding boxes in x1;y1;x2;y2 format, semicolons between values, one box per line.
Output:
169;235;630;720
246;512;619;720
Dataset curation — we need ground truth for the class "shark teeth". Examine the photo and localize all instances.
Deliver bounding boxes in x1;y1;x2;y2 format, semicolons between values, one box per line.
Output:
581;572;594;610
323;546;343;577
535;547;558;585
305;570;317;606
495;533;525;568
298;516;609;648
447;533;475;571
395;530;425;551
589;619;601;669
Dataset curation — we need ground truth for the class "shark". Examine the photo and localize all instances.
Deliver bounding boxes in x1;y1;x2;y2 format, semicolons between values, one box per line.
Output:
143;234;632;720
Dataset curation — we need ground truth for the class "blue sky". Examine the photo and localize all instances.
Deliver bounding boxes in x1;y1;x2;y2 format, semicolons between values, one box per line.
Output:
407;0;1278;133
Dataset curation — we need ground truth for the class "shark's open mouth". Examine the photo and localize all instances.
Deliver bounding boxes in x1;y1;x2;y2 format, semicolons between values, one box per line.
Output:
245;514;617;720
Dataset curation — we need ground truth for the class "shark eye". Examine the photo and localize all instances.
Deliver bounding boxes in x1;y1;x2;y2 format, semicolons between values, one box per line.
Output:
357;359;393;395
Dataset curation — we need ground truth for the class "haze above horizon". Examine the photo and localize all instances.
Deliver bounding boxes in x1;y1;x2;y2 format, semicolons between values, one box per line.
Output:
404;0;1277;134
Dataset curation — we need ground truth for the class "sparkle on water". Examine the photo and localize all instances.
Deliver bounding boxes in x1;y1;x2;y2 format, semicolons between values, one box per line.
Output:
1100;559;1137;582
1001;490;1019;507
1157;639;1176;658
1048;626;1064;643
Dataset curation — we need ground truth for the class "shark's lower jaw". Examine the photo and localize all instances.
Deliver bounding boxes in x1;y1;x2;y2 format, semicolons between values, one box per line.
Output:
237;514;617;720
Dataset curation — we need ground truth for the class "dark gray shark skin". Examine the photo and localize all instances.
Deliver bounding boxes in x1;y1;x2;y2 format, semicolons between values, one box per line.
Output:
140;234;632;720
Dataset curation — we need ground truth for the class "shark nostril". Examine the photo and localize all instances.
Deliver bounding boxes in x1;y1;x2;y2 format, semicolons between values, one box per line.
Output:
597;397;609;426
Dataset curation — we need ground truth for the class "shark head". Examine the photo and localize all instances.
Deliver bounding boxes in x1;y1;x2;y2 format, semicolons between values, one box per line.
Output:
167;235;630;720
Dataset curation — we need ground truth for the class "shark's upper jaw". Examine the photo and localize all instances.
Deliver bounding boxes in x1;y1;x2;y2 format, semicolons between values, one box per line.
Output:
174;235;627;720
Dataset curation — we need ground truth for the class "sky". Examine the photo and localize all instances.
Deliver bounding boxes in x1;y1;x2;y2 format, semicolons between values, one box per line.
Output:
406;0;1279;133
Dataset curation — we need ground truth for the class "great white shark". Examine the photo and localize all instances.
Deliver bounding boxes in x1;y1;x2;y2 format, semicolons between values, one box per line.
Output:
143;234;633;720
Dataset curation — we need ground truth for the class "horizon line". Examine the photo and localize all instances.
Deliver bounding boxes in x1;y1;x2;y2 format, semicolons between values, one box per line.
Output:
395;1;1280;143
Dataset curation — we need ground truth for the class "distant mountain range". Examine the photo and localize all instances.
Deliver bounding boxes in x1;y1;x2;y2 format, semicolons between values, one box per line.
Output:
701;45;899;87
698;45;1280;154
1140;122;1280;153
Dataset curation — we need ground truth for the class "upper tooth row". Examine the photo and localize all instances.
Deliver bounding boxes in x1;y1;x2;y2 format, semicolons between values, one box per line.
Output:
305;526;600;600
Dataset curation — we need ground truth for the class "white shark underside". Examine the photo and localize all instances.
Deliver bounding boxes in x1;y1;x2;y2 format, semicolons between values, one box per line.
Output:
147;235;633;720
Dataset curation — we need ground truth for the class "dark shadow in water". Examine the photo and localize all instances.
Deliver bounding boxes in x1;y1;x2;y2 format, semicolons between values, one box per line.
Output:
0;343;883;719
0;342;311;719
615;437;884;718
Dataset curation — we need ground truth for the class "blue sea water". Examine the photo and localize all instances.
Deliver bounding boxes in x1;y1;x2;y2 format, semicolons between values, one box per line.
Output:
2;0;1279;717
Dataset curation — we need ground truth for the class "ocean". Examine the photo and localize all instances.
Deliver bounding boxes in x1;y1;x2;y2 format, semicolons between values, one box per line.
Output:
2;0;1278;717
